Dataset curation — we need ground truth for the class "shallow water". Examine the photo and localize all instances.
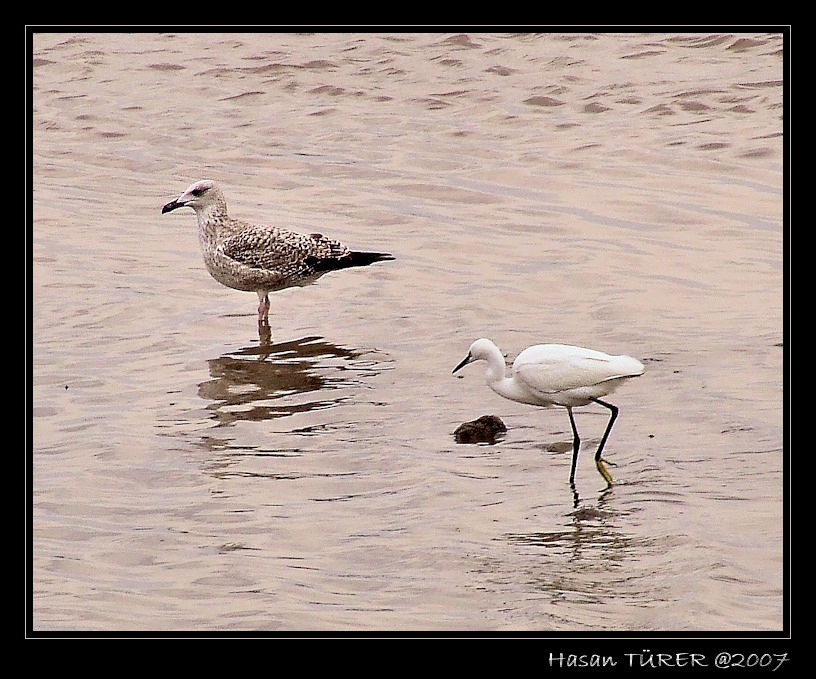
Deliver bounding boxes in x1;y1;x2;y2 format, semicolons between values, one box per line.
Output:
31;32;784;632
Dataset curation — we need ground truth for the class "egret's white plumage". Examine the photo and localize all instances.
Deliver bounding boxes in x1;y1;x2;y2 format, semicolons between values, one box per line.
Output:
453;338;644;487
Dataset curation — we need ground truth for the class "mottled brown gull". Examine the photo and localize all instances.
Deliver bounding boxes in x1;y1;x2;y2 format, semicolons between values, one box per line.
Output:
162;180;394;323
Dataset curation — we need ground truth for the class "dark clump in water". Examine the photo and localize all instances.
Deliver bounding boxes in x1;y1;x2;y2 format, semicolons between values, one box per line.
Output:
454;415;507;444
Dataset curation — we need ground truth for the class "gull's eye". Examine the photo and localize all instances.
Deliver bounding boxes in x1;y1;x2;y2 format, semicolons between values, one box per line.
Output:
191;187;206;197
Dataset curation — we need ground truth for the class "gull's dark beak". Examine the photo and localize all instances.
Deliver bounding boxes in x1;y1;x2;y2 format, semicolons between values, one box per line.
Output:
161;199;183;214
452;352;472;375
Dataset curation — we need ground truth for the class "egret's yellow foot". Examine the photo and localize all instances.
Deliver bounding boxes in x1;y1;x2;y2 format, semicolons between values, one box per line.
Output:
596;457;615;487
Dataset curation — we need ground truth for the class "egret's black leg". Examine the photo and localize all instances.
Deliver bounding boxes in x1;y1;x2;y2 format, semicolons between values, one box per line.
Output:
567;406;581;484
591;398;618;487
570;482;580;509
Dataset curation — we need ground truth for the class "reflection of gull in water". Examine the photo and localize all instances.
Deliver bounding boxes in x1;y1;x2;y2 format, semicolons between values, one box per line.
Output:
161;180;394;325
198;336;392;426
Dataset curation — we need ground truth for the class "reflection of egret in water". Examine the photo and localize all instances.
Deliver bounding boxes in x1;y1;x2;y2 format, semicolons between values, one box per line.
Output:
198;336;392;426
501;499;673;611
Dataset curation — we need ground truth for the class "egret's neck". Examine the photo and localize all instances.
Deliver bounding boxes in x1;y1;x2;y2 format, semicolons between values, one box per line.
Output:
488;377;519;401
482;347;515;399
482;347;541;405
489;375;535;404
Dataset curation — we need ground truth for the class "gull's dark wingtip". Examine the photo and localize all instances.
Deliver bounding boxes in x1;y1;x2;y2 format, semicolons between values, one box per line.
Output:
310;250;395;272
351;251;395;265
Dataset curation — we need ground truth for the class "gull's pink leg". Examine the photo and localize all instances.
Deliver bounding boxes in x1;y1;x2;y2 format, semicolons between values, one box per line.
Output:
257;292;270;321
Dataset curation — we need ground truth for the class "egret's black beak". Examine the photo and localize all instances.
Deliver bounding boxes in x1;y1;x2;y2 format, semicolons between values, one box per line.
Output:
161;199;183;214
452;352;472;374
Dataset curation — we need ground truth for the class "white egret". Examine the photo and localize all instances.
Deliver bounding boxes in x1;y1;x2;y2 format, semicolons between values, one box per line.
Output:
453;338;644;487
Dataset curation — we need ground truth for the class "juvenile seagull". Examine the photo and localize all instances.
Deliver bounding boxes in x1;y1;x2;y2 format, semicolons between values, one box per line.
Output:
453;338;644;488
162;180;394;322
